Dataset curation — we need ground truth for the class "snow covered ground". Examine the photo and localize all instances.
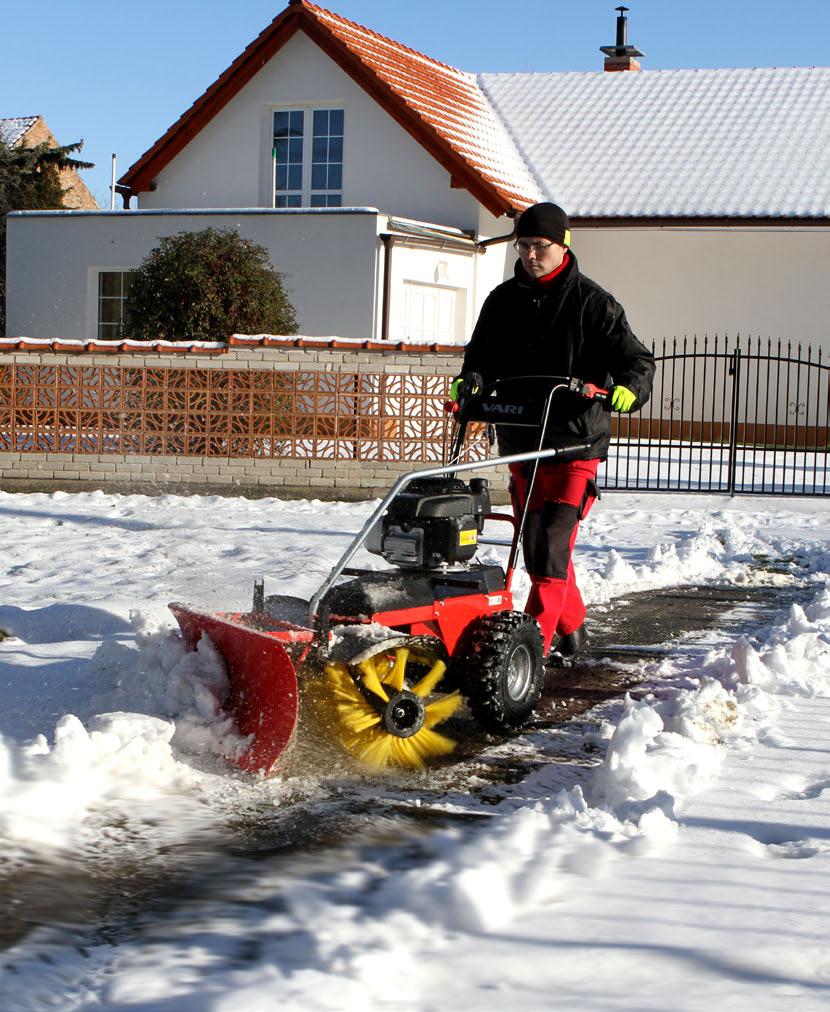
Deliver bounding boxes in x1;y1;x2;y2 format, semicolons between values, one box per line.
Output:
1;486;830;1010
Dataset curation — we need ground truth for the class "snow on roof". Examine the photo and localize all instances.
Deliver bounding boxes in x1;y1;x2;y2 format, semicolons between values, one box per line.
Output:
479;67;830;218
0;115;39;148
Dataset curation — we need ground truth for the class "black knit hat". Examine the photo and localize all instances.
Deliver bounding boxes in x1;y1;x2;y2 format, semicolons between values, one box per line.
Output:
515;202;571;247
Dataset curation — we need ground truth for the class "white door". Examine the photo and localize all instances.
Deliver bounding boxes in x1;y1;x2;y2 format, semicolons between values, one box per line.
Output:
404;282;464;343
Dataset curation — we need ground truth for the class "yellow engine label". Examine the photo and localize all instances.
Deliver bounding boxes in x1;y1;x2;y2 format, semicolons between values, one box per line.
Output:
459;529;477;546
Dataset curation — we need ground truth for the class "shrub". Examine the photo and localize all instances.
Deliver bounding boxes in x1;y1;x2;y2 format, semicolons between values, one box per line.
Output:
123;227;297;342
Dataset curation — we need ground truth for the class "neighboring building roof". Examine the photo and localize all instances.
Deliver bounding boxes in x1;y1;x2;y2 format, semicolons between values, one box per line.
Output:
0;115;40;148
119;0;541;216
479;67;830;219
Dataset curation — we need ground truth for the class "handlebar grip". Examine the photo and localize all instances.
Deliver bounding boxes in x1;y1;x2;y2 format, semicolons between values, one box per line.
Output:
579;382;610;403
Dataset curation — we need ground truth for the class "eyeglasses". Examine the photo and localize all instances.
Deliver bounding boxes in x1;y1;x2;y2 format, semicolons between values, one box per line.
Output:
513;240;555;254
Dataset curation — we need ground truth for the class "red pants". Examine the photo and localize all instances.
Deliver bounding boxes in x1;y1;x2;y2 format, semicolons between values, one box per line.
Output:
509;458;599;654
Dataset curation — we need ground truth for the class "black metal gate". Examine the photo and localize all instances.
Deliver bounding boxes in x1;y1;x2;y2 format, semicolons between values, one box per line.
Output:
605;336;830;495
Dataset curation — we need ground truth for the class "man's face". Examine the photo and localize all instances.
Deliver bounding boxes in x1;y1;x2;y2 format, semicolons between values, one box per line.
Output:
515;235;567;278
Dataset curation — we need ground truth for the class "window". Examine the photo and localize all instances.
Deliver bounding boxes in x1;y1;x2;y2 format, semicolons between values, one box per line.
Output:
273;107;344;208
97;271;135;340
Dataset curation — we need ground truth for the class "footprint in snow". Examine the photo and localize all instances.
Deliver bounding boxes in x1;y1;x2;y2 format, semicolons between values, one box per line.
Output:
777;777;830;802
766;839;826;860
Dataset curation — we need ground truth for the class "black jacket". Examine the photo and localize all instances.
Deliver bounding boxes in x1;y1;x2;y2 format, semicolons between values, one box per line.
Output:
462;253;655;459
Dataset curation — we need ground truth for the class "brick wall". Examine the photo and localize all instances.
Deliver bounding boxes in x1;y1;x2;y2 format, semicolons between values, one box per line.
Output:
0;340;509;499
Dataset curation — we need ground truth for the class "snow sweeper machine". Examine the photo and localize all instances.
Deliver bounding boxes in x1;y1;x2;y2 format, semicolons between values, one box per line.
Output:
170;375;609;773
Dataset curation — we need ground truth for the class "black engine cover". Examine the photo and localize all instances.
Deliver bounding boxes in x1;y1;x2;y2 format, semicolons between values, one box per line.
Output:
368;477;491;569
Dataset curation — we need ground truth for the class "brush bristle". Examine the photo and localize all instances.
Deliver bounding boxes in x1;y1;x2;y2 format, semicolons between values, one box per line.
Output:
318;649;460;769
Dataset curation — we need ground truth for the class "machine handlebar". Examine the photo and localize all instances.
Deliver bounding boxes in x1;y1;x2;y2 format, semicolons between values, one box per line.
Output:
444;374;609;415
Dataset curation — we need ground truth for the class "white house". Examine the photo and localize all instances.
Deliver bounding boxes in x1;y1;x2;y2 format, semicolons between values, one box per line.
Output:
5;1;830;348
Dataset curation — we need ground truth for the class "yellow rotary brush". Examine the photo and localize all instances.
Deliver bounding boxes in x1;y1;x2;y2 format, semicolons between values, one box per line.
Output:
322;646;461;769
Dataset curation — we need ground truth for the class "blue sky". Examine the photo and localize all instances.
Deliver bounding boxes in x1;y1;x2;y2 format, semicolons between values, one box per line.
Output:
3;0;829;204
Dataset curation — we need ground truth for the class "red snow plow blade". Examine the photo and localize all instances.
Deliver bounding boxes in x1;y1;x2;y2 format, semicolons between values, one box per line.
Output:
170;604;304;775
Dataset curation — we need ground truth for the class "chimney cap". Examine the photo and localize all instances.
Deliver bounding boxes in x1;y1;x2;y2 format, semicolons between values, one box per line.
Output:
600;4;644;60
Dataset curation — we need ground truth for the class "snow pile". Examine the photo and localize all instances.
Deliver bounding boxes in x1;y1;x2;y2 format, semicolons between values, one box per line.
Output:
591;586;830;825
376;787;664;935
88;622;251;760
731;595;830;697
581;525;743;605
0;712;180;854
0;622;245;862
590;683;736;817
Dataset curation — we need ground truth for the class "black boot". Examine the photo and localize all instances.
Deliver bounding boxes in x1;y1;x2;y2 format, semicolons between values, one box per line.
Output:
557;622;588;658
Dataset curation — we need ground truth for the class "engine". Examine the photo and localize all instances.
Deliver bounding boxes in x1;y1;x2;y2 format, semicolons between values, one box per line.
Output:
367;476;491;569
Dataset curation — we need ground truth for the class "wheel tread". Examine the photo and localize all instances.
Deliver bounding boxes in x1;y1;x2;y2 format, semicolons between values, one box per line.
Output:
452;611;544;733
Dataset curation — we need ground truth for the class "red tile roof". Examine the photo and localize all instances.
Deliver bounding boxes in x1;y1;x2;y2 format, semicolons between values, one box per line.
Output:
119;0;540;217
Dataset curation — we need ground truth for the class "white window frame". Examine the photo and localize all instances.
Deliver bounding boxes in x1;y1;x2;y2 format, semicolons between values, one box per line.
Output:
270;105;344;208
96;270;136;340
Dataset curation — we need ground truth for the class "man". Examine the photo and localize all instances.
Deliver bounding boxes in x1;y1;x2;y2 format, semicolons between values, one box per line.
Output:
459;202;654;662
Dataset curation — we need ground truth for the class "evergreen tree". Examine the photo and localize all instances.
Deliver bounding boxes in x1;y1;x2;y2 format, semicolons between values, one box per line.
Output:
0;138;93;334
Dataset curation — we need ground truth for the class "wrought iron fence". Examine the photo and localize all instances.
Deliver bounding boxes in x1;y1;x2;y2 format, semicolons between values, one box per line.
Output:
605;336;830;495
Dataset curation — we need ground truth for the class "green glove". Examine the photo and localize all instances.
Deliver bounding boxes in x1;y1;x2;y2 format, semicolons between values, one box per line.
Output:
449;376;463;400
611;385;637;412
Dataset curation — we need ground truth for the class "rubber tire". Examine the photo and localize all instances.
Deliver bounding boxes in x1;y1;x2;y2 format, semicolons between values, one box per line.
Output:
455;612;544;734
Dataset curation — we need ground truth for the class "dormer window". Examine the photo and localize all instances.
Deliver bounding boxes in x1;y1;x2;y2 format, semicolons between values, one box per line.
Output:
272;107;344;208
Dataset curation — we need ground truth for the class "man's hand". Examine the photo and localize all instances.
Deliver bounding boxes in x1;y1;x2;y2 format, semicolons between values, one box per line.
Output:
445;373;482;413
610;385;637;412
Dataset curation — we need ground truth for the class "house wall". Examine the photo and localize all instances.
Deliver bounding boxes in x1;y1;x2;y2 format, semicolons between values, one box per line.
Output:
572;226;830;350
138;33;484;234
6;209;383;341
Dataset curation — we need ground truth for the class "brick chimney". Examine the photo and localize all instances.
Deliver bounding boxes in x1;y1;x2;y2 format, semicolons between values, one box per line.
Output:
600;6;644;72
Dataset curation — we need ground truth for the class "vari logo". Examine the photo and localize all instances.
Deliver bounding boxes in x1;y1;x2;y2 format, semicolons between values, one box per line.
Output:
481;402;525;416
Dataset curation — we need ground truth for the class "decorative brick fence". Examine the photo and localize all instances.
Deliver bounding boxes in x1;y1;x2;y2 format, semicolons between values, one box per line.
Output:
0;336;501;498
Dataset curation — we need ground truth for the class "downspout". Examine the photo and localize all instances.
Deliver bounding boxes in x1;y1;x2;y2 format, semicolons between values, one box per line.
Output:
380;233;395;341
